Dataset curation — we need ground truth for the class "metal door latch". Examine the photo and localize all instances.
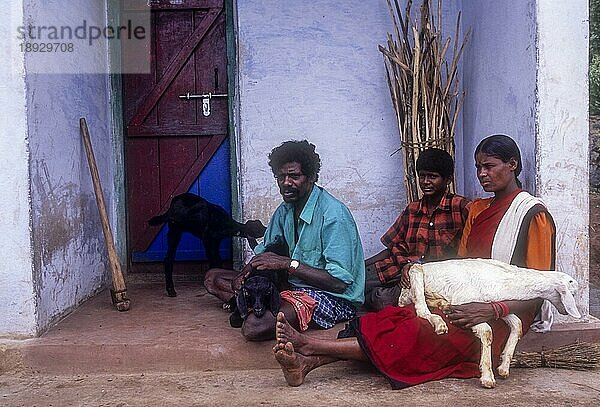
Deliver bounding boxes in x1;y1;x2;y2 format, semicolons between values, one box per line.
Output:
179;92;228;117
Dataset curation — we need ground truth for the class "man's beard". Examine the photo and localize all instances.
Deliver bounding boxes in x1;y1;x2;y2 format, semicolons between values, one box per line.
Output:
281;187;299;202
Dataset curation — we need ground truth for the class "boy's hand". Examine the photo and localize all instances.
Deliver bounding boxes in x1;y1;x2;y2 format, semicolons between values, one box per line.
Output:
400;263;412;289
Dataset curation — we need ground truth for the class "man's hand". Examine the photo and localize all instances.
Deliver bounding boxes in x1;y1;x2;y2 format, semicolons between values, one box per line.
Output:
400;263;412;289
444;302;496;329
249;252;290;271
230;252;292;293
231;263;253;293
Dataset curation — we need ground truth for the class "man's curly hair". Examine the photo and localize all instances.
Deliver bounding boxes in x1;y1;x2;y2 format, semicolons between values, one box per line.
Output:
268;140;321;182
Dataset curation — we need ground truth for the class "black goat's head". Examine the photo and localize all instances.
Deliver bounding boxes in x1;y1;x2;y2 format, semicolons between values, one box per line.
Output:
236;275;280;319
241;220;267;238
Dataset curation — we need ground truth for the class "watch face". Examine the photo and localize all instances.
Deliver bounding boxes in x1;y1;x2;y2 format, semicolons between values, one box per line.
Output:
290;260;299;269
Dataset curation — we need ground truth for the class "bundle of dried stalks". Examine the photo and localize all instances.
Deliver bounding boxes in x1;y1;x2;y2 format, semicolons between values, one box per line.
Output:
380;0;470;202
510;342;600;370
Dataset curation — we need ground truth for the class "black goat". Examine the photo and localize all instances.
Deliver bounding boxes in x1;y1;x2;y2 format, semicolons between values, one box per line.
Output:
148;193;266;297
229;239;290;328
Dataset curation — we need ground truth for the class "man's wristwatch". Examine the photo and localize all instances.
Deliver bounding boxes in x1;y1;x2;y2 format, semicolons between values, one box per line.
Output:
288;259;300;274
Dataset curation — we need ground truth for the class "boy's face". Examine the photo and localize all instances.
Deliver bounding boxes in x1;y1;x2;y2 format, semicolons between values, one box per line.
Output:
418;170;449;198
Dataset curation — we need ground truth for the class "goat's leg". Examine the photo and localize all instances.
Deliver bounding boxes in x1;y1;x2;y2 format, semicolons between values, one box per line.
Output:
397;288;411;307
165;227;183;297
408;265;448;335
204;239;222;268
471;323;495;388
497;314;522;379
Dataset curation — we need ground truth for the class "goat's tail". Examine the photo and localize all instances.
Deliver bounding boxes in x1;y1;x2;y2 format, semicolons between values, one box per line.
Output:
148;212;168;226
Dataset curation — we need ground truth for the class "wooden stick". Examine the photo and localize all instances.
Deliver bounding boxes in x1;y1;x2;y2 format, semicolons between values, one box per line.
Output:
79;118;130;312
380;0;467;200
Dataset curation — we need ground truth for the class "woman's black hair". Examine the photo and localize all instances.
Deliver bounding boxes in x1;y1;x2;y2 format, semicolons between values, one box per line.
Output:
475;134;522;188
268;140;321;182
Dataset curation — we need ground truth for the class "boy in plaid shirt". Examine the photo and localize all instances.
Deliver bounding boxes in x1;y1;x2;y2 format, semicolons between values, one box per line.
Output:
364;148;469;311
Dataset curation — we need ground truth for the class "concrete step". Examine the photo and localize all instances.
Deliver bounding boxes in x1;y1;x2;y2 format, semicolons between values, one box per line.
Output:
7;283;282;374
2;283;599;375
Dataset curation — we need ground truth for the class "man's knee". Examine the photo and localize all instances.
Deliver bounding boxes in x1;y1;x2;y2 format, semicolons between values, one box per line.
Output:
203;268;220;291
241;313;276;341
204;267;233;289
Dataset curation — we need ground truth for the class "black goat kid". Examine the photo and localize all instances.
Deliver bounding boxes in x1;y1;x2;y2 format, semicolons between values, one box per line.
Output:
148;193;266;297
229;239;290;328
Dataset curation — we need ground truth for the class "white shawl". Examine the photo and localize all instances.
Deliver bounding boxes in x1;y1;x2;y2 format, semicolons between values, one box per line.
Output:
490;191;554;332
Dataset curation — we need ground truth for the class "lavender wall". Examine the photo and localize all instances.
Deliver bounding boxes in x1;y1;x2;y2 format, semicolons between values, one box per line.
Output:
460;0;538;197
24;0;114;332
234;1;470;257
234;0;450;256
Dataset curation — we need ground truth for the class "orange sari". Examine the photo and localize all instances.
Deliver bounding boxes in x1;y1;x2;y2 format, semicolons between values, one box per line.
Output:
458;192;555;270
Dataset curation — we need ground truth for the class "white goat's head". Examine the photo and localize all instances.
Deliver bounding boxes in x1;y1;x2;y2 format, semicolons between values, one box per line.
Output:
546;272;581;318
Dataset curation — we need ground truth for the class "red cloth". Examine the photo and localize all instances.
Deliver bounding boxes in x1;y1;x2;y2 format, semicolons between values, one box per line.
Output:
357;304;537;389
375;193;469;283
280;290;317;332
465;189;522;258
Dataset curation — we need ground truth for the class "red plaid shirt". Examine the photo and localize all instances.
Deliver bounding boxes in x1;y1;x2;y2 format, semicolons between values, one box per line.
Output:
375;192;470;284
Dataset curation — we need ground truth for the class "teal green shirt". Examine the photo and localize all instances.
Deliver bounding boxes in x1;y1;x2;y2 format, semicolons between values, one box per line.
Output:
255;185;365;305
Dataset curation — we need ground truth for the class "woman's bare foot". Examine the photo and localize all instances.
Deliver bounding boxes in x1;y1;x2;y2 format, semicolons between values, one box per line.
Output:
275;312;311;354
272;341;312;386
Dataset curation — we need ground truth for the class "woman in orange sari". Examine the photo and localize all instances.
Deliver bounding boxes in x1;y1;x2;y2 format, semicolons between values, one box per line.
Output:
452;134;556;332
271;135;556;388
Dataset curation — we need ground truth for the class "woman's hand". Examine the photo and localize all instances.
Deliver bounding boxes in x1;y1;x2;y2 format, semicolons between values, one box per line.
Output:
444;302;496;329
248;252;290;271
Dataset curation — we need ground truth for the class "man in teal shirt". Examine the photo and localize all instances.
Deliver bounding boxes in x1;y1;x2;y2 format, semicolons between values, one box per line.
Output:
204;140;365;340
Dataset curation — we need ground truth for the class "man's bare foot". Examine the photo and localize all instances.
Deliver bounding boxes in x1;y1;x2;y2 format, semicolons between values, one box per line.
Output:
272;341;313;387
275;312;310;354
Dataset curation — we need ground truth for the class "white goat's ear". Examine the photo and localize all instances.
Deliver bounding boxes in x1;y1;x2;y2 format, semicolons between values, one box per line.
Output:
556;285;581;318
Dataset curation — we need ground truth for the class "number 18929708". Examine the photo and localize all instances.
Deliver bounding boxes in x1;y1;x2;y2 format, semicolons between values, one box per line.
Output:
20;42;74;53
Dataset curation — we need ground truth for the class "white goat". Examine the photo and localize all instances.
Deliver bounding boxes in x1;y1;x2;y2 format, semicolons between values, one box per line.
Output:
398;258;581;388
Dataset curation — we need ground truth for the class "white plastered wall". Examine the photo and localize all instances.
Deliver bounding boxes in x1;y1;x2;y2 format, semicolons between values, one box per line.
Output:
0;0;116;337
536;0;590;319
0;1;36;337
25;0;113;331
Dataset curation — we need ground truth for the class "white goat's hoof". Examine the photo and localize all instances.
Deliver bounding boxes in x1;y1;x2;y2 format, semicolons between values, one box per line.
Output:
429;315;448;335
497;365;510;379
480;377;496;389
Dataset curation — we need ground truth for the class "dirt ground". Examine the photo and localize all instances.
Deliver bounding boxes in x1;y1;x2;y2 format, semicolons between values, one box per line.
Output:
2;364;600;406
